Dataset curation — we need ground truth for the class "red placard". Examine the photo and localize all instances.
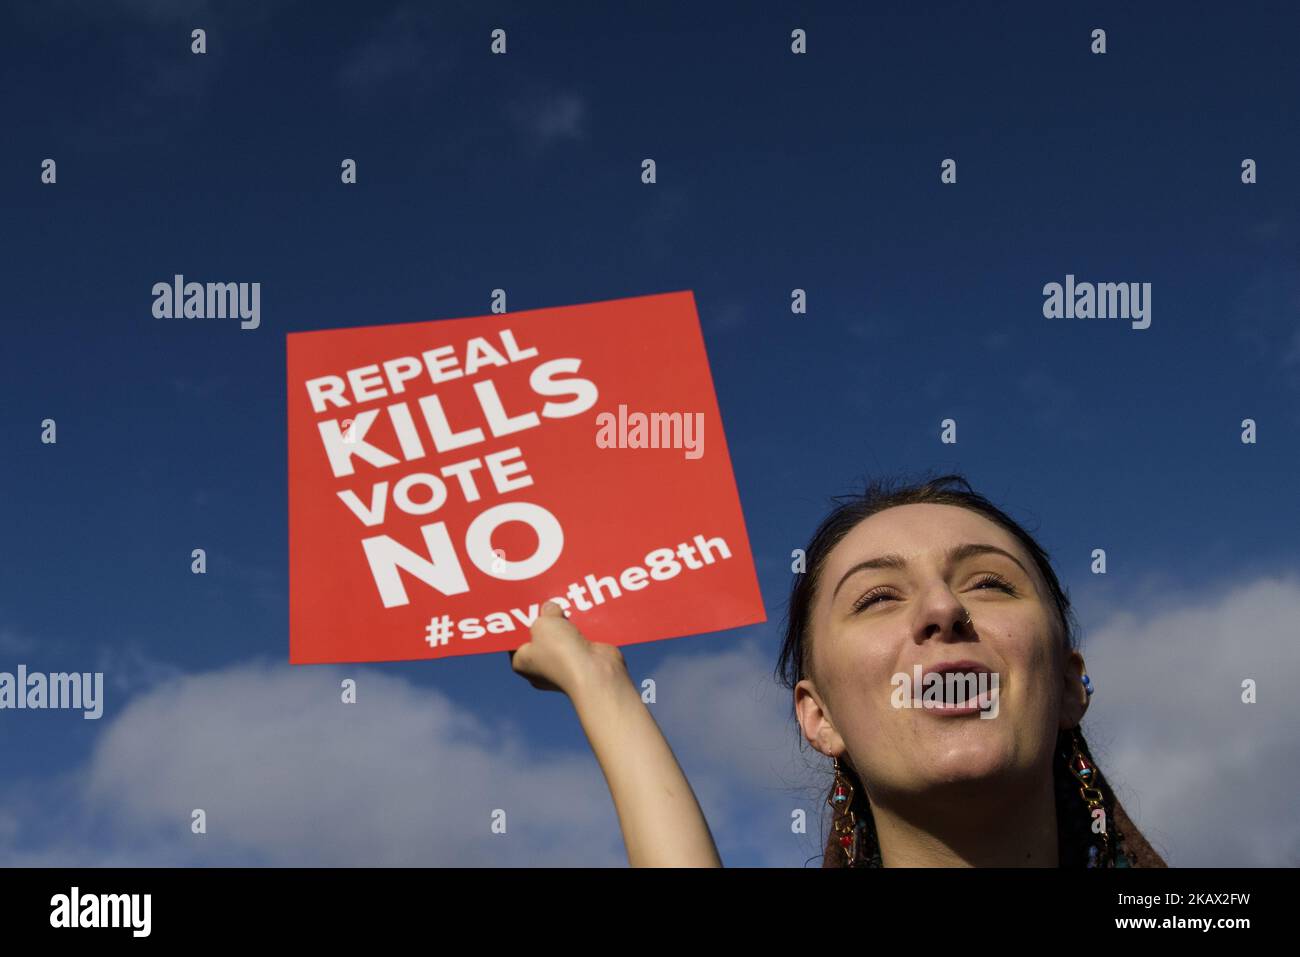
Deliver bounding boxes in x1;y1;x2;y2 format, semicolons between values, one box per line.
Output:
286;290;766;664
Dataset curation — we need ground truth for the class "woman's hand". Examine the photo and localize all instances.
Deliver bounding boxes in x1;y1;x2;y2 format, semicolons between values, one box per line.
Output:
508;601;628;697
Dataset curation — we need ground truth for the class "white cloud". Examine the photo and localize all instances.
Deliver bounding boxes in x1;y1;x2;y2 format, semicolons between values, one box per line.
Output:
336;1;501;99
2;573;1296;866
505;91;588;147
337;7;441;98
0;636;820;867
1078;573;1300;866
3;660;626;866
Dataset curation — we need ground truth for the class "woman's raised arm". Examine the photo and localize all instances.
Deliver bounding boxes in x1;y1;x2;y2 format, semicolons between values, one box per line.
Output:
509;601;723;867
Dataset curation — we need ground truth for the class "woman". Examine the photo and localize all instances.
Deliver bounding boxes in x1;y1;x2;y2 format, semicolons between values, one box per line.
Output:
509;473;1167;867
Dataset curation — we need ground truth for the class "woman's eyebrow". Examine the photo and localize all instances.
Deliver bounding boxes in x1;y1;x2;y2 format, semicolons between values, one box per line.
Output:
829;543;1031;602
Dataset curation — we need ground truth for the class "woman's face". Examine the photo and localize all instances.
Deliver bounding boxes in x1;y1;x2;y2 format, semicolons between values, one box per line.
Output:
795;503;1088;803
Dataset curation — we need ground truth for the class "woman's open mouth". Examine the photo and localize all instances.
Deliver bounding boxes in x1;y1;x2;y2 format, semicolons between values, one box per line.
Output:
925;684;998;716
915;662;1000;717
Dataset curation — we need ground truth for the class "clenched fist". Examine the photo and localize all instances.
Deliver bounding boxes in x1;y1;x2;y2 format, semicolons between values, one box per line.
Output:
508;601;628;696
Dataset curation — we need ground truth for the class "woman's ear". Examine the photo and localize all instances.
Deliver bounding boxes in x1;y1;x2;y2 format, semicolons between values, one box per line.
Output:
795;679;846;757
1058;650;1090;729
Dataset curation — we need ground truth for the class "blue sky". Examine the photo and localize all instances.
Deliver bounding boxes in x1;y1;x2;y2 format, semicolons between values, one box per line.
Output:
1;0;1298;866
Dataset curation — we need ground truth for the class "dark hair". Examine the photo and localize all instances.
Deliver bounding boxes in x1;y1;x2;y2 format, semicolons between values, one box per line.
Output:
774;471;1166;867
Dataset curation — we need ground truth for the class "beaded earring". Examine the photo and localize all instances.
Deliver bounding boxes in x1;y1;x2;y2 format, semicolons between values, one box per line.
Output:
828;755;859;865
1066;720;1134;868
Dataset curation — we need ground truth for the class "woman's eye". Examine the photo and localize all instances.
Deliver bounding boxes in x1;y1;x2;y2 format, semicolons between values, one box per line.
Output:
850;590;894;613
974;573;1018;595
850;574;1017;614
